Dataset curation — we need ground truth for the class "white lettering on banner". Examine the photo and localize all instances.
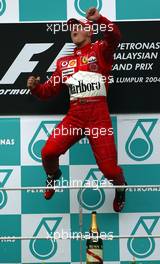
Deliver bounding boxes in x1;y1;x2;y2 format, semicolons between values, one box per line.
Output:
114;52;158;60
117;42;160;50
0;89;30;95
0;139;15;145
0;43;53;84
135;63;153;70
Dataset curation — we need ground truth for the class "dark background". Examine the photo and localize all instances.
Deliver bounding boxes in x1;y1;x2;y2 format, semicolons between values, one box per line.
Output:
0;21;159;115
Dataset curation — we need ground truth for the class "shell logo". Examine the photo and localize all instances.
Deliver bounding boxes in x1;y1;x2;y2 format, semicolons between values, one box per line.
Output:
69;60;77;67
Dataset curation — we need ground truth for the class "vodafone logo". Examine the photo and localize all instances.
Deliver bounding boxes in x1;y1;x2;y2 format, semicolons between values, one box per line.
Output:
0;43;53;85
61;61;68;67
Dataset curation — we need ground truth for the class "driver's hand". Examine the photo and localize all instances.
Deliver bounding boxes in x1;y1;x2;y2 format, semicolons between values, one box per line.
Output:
86;7;101;21
27;76;40;90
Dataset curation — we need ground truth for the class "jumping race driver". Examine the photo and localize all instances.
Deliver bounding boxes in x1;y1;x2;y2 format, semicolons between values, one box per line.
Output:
27;7;127;212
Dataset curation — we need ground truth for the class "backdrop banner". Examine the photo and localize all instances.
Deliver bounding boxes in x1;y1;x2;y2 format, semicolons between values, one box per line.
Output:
0;21;160;114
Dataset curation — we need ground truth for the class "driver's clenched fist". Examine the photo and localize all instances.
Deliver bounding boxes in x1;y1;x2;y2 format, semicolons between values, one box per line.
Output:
27;76;40;90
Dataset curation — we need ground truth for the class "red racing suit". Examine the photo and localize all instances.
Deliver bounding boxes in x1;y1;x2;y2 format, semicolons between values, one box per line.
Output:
31;15;125;185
